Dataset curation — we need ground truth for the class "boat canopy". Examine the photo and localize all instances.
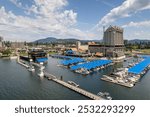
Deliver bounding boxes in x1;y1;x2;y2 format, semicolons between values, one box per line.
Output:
60;58;85;65
70;60;112;70
36;58;48;63
128;57;150;74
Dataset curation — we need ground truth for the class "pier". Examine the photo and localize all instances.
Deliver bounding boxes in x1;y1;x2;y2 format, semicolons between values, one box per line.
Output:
44;72;105;100
17;56;29;68
17;60;29;68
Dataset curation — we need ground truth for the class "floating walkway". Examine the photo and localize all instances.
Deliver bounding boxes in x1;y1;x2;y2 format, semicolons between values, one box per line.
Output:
18;60;29;68
44;72;105;100
101;76;134;88
17;56;29;68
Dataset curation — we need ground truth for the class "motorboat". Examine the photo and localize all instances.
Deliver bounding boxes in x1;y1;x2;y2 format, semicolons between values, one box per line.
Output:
97;92;112;100
28;66;35;72
67;81;79;87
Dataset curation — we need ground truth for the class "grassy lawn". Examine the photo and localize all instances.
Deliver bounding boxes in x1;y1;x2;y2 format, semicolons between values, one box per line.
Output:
48;51;57;55
137;49;150;54
19;53;28;56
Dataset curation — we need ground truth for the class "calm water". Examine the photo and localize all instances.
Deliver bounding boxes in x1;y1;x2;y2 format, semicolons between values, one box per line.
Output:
0;57;150;100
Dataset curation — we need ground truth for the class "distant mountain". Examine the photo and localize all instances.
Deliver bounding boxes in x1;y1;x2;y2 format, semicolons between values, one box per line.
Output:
34;37;150;45
34;37;102;44
34;37;57;43
128;39;150;44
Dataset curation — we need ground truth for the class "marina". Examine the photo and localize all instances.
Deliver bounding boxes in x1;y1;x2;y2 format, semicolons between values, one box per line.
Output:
18;55;104;100
1;57;150;100
70;59;112;75
101;56;150;88
18;54;150;89
17;56;106;100
52;54;113;75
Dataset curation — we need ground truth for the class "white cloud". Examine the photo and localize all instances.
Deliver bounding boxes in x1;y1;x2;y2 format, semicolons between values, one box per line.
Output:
122;20;150;40
122;20;150;28
98;0;150;26
0;0;90;41
90;0;150;40
124;29;150;40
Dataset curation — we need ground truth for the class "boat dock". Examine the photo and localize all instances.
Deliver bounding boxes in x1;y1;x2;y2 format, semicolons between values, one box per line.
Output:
101;77;134;88
44;72;105;100
101;56;150;88
17;58;29;68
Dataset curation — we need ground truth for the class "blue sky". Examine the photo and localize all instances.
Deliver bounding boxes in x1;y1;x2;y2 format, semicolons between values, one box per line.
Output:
0;0;150;41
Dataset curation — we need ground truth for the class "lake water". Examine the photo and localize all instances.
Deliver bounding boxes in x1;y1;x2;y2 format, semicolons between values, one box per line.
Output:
0;57;150;100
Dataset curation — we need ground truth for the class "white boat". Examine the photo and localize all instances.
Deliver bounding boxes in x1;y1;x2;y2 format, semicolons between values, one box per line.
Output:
67;81;79;87
28;67;35;72
97;92;112;100
75;68;90;75
96;67;101;70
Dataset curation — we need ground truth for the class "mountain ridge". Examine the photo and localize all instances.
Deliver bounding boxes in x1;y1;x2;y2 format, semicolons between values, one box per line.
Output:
34;37;150;44
34;37;102;44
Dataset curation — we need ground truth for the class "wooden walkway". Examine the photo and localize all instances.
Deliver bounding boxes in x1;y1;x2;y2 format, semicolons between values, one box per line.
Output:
44;72;105;100
17;60;29;68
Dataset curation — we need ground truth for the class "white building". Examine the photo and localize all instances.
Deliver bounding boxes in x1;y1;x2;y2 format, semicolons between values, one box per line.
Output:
0;36;3;48
76;41;88;51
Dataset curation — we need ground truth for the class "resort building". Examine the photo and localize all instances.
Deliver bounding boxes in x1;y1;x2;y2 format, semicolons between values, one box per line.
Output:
103;25;124;46
89;25;125;60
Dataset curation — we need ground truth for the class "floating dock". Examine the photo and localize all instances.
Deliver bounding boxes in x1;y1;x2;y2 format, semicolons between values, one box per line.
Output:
44;72;105;100
101;56;150;88
17;57;29;68
101;77;134;88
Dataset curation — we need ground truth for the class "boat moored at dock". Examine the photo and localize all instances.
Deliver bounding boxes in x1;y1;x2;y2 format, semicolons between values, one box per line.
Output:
97;92;112;100
101;68;140;88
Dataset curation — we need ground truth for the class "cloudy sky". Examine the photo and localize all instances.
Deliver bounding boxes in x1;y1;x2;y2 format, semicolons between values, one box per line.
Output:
0;0;150;41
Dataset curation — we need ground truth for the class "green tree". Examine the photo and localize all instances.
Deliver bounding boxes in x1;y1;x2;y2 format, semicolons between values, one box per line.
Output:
2;49;12;56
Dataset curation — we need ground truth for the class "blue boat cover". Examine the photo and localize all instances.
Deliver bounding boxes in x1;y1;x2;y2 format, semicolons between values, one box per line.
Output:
128;57;150;74
60;57;85;65
70;59;112;70
36;58;48;63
